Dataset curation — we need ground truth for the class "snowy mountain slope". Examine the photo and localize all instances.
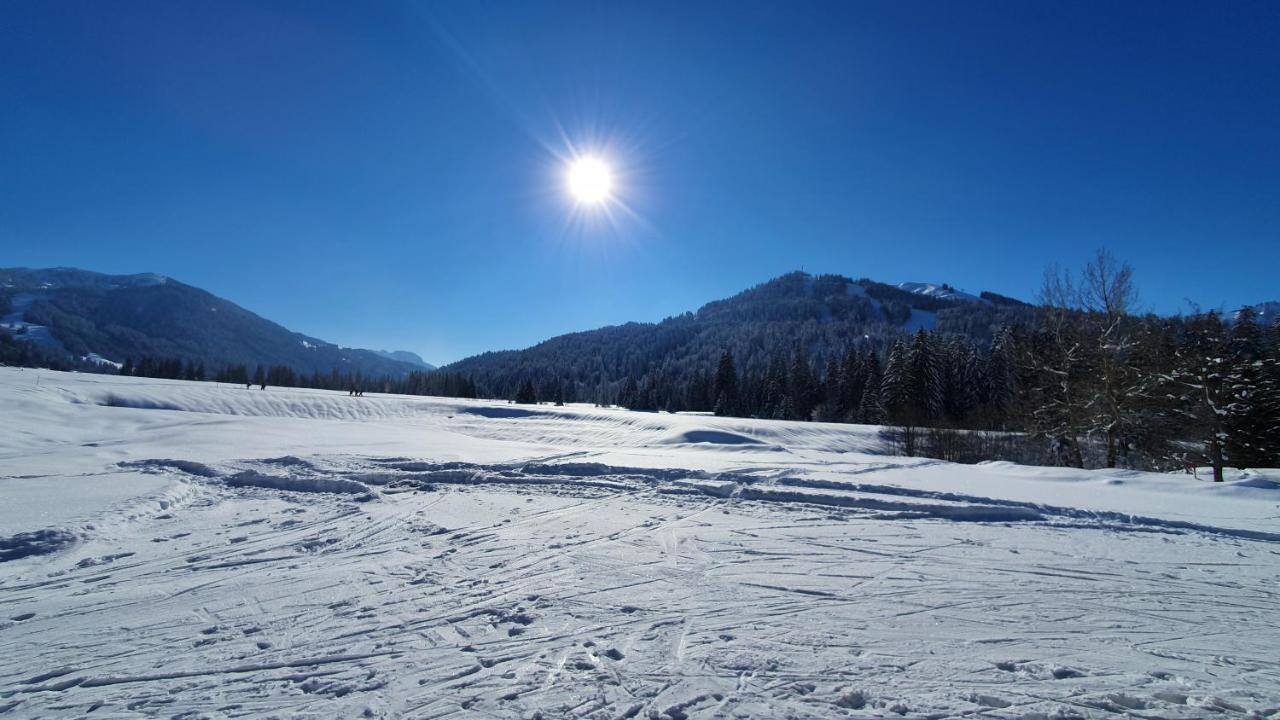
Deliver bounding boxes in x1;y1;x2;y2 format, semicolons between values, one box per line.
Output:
896;281;987;304
0;292;65;355
2;368;1279;718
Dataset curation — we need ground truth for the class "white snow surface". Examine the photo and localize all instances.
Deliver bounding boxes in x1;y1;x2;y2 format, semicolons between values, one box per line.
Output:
2;367;1279;718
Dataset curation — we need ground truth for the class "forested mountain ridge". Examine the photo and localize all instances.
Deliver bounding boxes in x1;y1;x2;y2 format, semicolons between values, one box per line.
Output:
0;267;424;378
438;265;1279;479
442;271;1035;399
5;265;1275;478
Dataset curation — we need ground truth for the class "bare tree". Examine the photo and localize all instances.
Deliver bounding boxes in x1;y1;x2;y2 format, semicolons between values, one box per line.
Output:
1080;249;1140;467
1028;264;1090;467
1080;249;1138;319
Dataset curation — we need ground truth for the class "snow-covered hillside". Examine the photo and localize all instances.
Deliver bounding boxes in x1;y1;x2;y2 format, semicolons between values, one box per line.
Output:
896;281;986;304
2;368;1278;718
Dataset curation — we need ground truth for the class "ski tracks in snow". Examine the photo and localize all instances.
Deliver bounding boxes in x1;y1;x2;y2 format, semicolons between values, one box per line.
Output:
1;455;1279;718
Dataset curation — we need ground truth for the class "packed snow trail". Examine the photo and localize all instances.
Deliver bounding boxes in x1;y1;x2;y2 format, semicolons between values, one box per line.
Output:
2;369;1279;718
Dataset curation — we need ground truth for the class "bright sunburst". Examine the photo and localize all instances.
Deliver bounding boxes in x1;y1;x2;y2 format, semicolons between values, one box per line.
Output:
566;156;613;205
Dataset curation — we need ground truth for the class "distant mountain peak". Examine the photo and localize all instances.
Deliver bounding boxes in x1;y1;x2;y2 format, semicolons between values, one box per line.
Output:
0;266;426;377
375;350;435;370
1;267;171;291
896;282;986;304
1247;301;1280;324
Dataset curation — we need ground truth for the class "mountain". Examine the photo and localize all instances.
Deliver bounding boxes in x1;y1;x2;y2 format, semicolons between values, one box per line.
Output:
374;350;435;370
0;267;423;377
1252;301;1280;326
897;281;1033;308
443;271;1036;400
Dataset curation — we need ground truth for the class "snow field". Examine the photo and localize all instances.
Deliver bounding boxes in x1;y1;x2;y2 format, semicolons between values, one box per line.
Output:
1;368;1279;718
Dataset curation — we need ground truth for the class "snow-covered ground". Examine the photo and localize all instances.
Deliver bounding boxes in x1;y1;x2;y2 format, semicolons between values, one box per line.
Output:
2;368;1278;718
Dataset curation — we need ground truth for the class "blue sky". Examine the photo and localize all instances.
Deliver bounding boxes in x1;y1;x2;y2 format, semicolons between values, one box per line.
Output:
3;1;1277;364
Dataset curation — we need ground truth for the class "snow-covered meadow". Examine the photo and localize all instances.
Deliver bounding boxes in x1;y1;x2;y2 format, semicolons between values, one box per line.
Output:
1;367;1278;718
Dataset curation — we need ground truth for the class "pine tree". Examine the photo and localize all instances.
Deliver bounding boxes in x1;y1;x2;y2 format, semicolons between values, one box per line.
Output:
618;377;639;409
859;351;884;425
1125;318;1184;469
1224;307;1280;468
986;327;1018;428
813;354;841;421
881;337;923;454
881;339;910;423
906;330;943;423
941;338;979;425
762;353;788;419
789;346;817;421
1168;312;1231;481
713;351;740;417
837;348;866;421
515;379;537;404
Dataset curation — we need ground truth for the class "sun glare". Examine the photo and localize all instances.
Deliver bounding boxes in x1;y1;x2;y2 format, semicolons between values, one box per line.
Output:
567;156;613;205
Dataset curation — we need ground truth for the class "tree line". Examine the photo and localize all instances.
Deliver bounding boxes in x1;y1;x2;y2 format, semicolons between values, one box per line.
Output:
118;356;478;398
10;253;1276;479
675;253;1278;479
498;252;1278;480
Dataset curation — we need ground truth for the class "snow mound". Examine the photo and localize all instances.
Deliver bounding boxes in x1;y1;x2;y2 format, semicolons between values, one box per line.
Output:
663;479;739;498
461;406;547;419
120;458;221;478
519;462;700;481
100;393;183;411
657;428;767;446
1231;476;1280;490
741;486;1046;522
0;528;78;562
82;384;454;422
258;455;316;469
225;471;373;497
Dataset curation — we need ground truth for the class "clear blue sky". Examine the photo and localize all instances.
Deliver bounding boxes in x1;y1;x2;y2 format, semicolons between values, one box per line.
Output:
3;1;1277;364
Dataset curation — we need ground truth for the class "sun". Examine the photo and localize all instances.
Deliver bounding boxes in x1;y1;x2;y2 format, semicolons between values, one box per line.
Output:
566;156;613;205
